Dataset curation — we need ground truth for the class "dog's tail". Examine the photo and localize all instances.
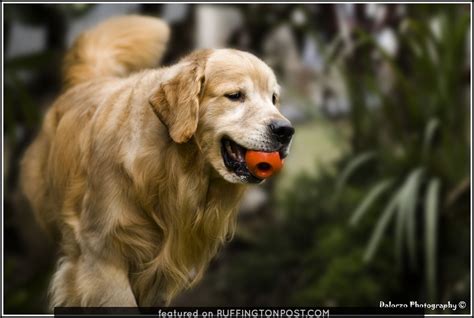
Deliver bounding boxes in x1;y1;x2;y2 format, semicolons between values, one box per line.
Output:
63;15;170;89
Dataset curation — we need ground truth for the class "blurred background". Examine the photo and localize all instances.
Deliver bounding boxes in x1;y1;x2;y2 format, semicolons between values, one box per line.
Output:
3;3;471;314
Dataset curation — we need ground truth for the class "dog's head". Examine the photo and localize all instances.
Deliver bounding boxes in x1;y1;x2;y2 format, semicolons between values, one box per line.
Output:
150;49;294;184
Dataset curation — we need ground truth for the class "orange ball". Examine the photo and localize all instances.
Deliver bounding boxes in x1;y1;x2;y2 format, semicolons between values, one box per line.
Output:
245;150;284;179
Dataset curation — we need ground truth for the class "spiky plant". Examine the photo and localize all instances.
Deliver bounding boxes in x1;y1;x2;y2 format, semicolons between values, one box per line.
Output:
337;5;470;304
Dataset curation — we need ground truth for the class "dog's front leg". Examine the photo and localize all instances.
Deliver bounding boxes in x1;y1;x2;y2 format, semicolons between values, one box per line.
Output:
50;253;137;309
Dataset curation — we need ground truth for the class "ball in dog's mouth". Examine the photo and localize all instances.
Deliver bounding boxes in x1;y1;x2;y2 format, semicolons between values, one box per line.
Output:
245;150;283;179
220;138;285;183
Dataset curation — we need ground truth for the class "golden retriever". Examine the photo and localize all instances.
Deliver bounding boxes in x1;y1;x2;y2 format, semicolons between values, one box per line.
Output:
20;15;294;308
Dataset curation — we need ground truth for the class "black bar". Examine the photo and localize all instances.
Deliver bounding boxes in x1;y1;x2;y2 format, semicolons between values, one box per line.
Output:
54;307;425;317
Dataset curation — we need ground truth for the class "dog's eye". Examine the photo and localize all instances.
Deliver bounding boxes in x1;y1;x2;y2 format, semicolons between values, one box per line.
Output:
272;93;278;105
225;92;244;102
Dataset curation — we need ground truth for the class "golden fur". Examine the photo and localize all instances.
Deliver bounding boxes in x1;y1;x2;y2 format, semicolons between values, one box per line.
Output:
20;15;291;308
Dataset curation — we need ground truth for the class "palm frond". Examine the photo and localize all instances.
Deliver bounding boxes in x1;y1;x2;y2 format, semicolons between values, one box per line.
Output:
425;178;441;302
396;168;425;268
363;190;400;263
423;118;440;157
349;178;394;226
335;151;376;199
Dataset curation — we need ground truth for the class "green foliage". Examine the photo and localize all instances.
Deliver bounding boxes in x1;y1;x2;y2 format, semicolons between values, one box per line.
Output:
334;151;376;200
349;178;393;226
424;178;440;301
209;172;402;306
337;5;470;306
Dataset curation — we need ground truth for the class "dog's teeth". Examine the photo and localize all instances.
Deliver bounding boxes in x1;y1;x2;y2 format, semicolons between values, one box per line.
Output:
223;139;246;162
230;143;240;159
225;143;234;159
238;147;246;161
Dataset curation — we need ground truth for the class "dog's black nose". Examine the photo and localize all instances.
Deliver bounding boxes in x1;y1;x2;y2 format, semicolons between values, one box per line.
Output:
269;120;295;144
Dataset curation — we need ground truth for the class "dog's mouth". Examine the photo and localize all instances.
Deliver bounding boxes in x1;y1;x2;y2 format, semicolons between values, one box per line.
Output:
221;138;260;183
220;138;288;184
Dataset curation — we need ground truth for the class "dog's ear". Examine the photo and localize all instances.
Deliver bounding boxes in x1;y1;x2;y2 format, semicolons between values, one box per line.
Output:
149;52;208;143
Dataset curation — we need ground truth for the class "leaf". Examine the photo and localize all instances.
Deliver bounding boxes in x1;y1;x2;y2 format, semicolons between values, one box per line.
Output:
396;168;425;268
335;151;376;198
425;178;441;302
423;118;440;156
349;178;394;226
363;190;400;263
